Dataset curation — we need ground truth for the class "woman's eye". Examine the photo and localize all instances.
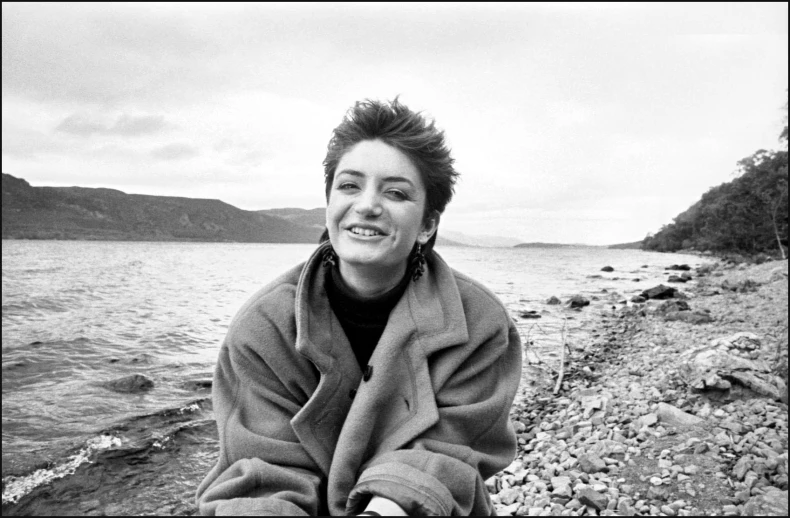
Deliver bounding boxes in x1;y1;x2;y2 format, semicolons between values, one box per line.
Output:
337;182;358;191
387;190;409;200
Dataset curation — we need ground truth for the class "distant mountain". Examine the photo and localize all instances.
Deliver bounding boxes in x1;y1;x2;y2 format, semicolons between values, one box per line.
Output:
2;173;322;243
257;208;326;229
608;240;644;250
440;229;522;248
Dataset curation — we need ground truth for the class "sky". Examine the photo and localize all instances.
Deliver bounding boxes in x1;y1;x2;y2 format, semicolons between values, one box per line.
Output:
2;2;788;245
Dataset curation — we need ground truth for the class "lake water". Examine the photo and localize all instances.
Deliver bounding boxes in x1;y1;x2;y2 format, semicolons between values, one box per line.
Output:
1;240;704;515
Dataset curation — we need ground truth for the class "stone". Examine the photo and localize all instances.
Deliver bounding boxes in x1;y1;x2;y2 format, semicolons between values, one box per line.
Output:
631;295;647;303
568;295;590;309
519;310;542;319
647;485;669;501
503;460;524;474
656;300;691;314
666;264;692;271
181;379;212;391
656;402;704;428
661;505;677;516
664;311;714;324
728;371;786;402
499;487;521;506
601;266;615;272
668;275;688;283
637;413;658;429
683;465;699;475
546;296;562;305
101;374;154;394
577;488;609;511
500;502;521;516
640;285;677;300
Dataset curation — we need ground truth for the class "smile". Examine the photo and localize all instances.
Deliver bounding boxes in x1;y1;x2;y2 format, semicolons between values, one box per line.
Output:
347;226;385;237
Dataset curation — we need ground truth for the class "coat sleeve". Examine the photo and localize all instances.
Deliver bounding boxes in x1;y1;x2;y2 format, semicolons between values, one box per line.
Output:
347;306;523;516
195;292;324;516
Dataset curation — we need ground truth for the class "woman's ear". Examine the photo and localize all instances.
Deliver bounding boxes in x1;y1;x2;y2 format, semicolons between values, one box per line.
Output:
418;212;440;245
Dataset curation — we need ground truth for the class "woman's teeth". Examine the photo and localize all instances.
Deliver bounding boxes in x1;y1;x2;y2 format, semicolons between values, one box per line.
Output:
350;227;382;236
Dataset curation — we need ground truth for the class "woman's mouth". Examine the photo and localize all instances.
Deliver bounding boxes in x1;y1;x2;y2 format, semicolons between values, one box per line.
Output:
347;226;385;237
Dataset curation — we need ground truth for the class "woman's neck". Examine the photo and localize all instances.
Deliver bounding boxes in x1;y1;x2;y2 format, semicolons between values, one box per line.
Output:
337;260;408;299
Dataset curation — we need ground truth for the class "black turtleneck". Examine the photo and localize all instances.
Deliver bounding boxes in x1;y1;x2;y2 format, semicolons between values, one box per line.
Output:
324;264;411;369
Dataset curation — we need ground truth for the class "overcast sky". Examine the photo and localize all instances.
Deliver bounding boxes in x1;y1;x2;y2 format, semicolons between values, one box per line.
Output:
2;2;788;245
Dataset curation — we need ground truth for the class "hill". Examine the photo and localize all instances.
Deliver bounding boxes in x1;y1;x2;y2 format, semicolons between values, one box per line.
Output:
2;173;323;243
441;229;522;248
608;240;644;249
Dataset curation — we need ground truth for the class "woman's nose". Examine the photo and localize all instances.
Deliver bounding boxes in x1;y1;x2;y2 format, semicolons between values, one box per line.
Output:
354;189;383;217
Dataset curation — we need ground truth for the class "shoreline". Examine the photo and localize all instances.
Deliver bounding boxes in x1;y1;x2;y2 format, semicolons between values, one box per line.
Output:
494;258;788;516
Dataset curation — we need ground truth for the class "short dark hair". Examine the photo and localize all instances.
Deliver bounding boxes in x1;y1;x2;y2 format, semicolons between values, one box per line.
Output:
323;97;459;220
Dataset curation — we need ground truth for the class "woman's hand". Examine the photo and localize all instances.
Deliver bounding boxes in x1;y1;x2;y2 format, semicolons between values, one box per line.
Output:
359;495;408;516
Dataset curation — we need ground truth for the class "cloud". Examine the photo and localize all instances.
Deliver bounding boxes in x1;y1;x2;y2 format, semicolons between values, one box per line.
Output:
110;114;168;136
150;143;199;161
54;113;107;137
54;113;168;137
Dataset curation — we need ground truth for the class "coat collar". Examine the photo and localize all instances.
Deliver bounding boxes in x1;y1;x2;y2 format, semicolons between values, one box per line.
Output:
290;242;470;475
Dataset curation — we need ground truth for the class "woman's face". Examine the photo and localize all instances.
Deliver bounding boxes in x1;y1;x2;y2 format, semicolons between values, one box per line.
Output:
326;139;437;274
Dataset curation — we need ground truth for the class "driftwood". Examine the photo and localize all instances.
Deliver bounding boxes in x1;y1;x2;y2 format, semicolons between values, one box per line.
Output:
553;316;569;395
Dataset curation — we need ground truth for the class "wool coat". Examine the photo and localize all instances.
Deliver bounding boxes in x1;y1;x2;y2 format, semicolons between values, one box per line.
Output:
196;242;523;516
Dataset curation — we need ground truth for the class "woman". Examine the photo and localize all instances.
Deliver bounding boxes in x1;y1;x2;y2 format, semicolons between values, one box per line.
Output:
196;98;523;516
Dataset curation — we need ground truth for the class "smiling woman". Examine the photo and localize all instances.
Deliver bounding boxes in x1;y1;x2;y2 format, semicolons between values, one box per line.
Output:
196;98;523;516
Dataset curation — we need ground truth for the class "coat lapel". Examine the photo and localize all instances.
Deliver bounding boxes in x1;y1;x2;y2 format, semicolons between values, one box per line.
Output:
291;243;362;476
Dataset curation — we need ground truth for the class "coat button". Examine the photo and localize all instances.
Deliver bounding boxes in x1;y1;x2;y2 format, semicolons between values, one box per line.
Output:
363;365;373;381
349;388;357;399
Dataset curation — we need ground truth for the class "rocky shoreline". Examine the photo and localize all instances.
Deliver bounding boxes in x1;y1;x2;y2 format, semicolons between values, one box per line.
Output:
493;259;788;516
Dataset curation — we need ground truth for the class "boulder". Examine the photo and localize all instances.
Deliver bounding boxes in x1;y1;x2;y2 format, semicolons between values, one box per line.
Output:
630;295;647;303
679;346;787;401
655;402;704;427
665;310;714;324
711;332;761;351
680;272;693;281
657;300;690;314
181;379;212;391
743;488;788;516
640;285;677;300
667;275;688;283
546;296;562;305
721;279;761;292
666;264;692;271
102;374;154;394
601;266;615;272
567;295;590;308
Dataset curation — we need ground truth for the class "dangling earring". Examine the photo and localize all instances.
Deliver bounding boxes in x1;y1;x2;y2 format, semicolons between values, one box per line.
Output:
411;242;426;282
322;246;337;268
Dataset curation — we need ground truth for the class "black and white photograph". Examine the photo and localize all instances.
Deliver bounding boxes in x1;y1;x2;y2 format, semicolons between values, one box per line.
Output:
2;2;788;516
